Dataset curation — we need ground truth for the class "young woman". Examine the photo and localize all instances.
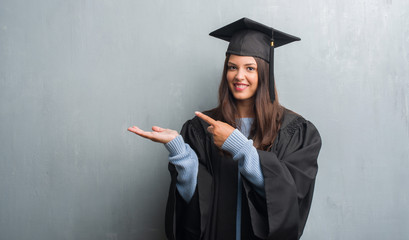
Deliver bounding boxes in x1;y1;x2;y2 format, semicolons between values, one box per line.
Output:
128;18;322;240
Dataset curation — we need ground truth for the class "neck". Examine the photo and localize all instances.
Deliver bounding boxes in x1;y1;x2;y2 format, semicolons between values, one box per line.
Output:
236;99;255;118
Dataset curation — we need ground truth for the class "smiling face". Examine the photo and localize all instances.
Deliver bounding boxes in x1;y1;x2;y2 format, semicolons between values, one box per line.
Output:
226;54;259;103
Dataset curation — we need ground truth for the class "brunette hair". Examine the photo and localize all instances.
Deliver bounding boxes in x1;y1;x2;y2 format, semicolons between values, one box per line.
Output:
211;54;284;150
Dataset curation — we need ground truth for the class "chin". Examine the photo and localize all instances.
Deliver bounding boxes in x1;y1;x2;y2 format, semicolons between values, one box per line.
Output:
233;95;254;102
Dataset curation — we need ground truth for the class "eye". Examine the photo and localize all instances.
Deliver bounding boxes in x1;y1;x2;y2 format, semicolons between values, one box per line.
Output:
247;67;256;71
227;65;237;70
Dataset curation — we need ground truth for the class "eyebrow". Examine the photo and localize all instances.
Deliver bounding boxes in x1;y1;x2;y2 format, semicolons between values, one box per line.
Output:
227;62;257;66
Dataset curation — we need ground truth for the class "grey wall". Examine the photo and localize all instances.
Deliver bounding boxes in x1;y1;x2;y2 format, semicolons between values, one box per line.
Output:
1;0;408;239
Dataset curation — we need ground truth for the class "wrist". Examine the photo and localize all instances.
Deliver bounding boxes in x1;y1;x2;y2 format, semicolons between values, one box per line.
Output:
221;129;248;156
165;134;179;144
165;135;185;156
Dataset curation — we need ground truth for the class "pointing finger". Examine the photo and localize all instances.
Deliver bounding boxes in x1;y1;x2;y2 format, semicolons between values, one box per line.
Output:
195;111;217;126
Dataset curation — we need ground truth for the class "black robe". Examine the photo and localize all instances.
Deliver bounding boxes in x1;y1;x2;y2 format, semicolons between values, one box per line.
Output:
165;109;322;240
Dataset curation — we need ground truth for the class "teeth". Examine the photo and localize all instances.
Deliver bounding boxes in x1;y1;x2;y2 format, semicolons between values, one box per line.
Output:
235;84;248;89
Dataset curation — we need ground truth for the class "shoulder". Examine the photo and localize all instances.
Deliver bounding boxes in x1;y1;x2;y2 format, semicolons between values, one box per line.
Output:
273;108;321;155
280;108;320;138
181;109;215;139
281;109;305;134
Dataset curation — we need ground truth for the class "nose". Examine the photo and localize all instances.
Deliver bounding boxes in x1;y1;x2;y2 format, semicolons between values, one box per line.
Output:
235;68;245;81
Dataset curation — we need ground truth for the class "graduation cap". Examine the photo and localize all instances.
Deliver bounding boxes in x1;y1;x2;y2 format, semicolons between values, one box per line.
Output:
209;17;300;102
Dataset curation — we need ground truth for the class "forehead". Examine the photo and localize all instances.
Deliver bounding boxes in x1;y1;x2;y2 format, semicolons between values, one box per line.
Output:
228;54;257;64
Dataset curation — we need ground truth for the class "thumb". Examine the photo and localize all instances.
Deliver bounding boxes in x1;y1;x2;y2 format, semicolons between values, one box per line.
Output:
207;125;214;134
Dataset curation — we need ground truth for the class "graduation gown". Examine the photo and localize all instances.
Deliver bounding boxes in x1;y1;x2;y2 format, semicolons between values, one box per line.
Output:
165;109;322;240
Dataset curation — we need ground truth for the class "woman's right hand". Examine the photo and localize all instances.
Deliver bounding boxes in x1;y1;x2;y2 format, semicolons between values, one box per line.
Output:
127;126;179;144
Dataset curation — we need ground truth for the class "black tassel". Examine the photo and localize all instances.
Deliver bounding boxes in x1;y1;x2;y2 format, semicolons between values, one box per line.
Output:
269;43;275;103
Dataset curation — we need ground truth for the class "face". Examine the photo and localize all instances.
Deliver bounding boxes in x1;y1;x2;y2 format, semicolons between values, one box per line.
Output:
226;54;258;103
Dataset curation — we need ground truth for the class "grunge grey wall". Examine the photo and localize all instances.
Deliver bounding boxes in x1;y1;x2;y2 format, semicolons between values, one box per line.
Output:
1;0;408;239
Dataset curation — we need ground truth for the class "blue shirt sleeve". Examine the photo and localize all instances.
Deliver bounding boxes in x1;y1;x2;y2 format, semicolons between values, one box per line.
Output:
221;129;266;197
164;135;198;202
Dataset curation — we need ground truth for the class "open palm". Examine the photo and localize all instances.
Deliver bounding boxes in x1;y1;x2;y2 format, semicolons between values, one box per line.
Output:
127;126;179;144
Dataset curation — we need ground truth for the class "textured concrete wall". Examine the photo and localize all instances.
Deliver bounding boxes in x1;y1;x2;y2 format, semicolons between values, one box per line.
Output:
1;0;408;239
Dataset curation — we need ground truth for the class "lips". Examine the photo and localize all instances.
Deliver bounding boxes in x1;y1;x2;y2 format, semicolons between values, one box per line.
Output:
234;83;249;91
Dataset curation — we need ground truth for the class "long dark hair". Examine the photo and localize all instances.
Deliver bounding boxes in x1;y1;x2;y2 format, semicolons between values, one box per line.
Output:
211;54;284;150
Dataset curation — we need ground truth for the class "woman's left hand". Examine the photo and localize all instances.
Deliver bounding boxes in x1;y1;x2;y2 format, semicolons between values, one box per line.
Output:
195;111;235;148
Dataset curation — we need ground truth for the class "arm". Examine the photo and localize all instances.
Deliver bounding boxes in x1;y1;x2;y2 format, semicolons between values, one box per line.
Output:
165;135;199;203
249;119;322;240
166;118;210;240
127;120;204;239
221;129;265;197
194;112;264;194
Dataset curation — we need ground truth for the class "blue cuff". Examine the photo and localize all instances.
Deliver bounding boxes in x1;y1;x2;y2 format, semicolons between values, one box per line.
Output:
221;129;248;156
165;135;185;156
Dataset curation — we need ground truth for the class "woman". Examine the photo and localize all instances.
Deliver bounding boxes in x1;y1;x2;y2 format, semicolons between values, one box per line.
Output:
128;18;322;240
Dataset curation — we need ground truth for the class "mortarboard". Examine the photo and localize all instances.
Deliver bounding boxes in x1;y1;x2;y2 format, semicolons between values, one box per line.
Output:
209;17;300;103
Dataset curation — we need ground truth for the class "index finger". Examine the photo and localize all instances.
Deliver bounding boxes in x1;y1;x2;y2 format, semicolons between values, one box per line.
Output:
195;111;217;125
